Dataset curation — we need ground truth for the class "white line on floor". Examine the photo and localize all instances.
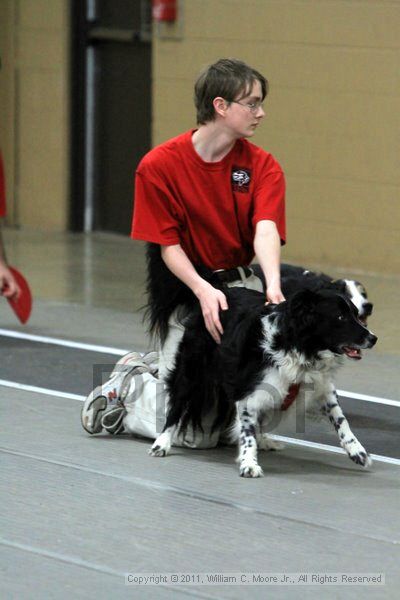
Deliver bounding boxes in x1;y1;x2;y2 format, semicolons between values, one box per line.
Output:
0;328;398;407
0;379;399;466
0;328;130;356
268;435;400;467
0;379;85;401
0;375;397;411
337;390;399;407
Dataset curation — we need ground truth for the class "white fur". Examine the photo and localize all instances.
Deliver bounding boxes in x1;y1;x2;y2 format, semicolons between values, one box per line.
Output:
149;427;176;457
344;279;365;315
260;315;343;411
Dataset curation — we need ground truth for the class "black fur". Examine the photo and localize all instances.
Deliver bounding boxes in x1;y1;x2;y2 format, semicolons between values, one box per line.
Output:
164;288;269;436
144;250;373;347
252;262;373;322
162;287;377;438
150;286;377;475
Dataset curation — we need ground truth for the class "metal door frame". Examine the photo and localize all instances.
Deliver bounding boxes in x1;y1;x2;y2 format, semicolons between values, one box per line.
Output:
69;0;151;232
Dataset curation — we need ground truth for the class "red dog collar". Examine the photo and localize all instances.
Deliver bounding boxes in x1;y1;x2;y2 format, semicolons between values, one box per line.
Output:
281;384;301;411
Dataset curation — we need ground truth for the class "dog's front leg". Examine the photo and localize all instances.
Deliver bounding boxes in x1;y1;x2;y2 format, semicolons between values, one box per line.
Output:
149;425;177;457
237;400;263;478
322;388;372;468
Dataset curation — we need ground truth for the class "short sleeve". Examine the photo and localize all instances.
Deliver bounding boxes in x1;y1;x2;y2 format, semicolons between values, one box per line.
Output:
131;171;181;245
252;170;286;244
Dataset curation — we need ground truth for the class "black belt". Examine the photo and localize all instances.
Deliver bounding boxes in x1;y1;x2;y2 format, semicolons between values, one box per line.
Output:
214;266;253;283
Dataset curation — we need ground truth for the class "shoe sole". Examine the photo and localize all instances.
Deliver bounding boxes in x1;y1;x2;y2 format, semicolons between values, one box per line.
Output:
101;406;126;434
81;394;107;434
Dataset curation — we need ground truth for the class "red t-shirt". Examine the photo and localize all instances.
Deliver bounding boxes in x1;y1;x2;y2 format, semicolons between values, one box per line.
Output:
131;130;285;270
0;151;6;217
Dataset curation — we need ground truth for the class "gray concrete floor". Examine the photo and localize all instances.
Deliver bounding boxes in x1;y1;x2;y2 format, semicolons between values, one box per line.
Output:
1;228;399;599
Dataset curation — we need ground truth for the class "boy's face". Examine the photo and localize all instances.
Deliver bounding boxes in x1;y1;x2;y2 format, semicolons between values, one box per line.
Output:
224;80;265;138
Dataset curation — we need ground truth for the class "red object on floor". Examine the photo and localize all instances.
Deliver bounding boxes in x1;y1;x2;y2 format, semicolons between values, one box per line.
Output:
281;383;301;411
5;266;33;324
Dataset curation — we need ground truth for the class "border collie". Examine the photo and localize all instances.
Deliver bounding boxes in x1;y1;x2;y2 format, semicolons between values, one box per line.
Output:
252;263;373;325
149;287;377;477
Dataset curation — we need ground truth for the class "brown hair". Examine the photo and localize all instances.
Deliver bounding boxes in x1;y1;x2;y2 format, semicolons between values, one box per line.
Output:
194;58;268;124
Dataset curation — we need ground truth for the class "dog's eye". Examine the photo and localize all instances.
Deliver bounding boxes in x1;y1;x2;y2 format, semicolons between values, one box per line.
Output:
337;315;345;321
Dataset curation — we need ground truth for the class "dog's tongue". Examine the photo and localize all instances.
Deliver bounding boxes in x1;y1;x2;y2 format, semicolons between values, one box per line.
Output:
344;347;362;360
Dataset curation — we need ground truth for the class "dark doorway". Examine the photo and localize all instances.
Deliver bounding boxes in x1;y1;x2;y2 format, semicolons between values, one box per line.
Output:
70;0;152;234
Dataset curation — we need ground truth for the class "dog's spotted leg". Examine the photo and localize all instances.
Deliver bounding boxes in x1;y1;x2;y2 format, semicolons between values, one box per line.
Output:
237;405;263;478
149;425;177;457
322;389;372;468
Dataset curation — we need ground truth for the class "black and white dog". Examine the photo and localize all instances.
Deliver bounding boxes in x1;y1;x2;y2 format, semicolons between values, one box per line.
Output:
149;286;377;477
252;263;373;325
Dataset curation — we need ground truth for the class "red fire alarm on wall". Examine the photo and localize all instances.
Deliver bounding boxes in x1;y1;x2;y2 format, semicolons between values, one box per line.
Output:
152;0;177;22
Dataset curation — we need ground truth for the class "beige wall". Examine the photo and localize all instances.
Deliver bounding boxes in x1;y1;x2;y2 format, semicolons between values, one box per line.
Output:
1;1;399;272
0;0;16;221
0;0;69;230
153;0;400;273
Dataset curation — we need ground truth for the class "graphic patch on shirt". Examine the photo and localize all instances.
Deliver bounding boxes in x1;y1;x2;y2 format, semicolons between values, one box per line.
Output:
231;167;251;193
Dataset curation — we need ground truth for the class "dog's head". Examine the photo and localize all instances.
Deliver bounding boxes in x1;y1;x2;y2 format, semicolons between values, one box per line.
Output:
287;289;377;360
343;279;373;324
331;279;373;325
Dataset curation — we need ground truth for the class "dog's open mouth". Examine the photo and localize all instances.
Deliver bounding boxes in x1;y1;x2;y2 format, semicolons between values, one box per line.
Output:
343;346;362;360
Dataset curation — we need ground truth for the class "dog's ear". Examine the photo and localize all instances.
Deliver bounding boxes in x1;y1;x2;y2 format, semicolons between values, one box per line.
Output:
287;289;320;329
330;279;347;294
289;288;320;310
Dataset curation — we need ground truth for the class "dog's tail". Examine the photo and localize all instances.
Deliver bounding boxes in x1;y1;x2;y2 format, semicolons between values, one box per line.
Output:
144;243;224;345
144;243;195;345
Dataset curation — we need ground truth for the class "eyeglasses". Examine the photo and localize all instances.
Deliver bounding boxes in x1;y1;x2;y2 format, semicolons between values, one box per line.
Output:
228;99;264;113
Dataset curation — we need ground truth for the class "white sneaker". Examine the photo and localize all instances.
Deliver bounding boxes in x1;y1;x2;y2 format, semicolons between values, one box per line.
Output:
112;351;158;376
81;351;158;435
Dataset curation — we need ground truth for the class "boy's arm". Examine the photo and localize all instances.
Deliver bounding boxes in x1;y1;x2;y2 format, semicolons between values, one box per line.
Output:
253;219;285;304
161;244;228;344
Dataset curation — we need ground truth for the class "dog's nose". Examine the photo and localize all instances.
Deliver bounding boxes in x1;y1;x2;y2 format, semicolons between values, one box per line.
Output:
366;333;378;348
362;302;373;317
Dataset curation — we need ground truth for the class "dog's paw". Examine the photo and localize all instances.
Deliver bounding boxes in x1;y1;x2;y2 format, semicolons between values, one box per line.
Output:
148;444;168;457
349;450;372;468
239;461;263;478
342;439;372;468
148;433;171;457
257;435;285;452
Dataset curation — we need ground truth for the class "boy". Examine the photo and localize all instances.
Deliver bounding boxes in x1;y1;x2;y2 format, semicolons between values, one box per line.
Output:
81;58;286;446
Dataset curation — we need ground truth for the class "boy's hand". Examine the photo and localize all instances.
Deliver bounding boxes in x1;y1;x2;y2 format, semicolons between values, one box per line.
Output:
265;282;285;305
195;281;228;344
0;263;20;299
